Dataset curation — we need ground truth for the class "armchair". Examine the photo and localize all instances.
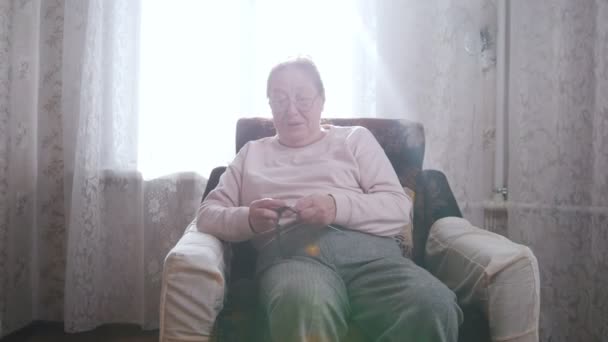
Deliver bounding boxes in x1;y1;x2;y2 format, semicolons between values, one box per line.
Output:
160;118;539;342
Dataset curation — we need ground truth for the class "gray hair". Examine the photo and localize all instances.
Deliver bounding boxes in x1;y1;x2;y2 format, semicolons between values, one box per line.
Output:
266;56;326;100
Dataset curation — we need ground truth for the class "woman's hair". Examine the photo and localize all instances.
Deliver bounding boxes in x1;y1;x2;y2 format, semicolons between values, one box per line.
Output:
266;56;326;100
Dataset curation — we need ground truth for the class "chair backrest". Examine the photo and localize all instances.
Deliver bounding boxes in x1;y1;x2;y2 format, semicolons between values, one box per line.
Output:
235;117;425;191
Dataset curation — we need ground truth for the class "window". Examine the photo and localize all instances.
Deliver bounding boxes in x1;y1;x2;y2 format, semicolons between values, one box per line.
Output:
139;0;376;179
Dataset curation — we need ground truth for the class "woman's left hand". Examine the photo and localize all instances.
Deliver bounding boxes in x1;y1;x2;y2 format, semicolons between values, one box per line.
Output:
294;194;336;227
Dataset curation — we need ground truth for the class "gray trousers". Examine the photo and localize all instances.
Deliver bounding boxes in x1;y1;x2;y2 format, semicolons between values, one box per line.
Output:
256;227;463;342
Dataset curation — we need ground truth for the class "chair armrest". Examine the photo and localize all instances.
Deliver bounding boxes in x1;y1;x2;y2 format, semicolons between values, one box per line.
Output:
425;217;539;342
159;220;227;342
412;169;462;266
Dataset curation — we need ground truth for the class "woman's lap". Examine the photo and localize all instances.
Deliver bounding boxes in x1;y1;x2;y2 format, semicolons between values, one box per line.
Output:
256;228;462;342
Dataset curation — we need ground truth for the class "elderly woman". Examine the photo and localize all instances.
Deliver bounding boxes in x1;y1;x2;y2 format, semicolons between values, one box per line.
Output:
197;57;462;342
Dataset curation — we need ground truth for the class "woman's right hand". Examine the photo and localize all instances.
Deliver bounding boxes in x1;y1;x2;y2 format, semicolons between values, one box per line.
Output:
248;198;288;233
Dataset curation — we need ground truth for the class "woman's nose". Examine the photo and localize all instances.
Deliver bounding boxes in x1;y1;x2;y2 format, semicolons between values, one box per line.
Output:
286;99;300;116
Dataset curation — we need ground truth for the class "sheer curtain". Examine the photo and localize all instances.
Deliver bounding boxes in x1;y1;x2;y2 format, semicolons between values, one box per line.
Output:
0;0;205;335
60;0;147;332
0;0;377;336
507;1;608;340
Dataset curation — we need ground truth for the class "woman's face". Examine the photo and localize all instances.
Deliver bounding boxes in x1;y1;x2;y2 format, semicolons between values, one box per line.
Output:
268;67;325;147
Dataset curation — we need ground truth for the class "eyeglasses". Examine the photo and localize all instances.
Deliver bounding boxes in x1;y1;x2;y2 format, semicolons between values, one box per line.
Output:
269;94;318;113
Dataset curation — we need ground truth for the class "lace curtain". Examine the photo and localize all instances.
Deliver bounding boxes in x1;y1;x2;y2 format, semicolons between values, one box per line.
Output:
0;0;376;336
507;1;608;340
0;0;206;335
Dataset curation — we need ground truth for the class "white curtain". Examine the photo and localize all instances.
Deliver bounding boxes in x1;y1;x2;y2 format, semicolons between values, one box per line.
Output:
0;0;376;336
507;1;608;341
61;0;142;330
0;0;206;335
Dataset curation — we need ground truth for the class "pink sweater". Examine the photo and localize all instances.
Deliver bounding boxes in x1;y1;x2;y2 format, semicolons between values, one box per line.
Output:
196;125;412;249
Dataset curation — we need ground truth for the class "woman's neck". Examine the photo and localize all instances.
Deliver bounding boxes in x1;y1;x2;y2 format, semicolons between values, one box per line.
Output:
278;128;326;148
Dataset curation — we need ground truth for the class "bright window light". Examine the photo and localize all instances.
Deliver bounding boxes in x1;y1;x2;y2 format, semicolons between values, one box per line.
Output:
138;0;374;179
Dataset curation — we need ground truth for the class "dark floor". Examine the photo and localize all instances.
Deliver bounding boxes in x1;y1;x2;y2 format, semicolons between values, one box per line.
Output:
1;322;158;342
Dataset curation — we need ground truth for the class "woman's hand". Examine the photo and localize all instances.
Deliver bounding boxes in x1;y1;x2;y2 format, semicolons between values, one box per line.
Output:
248;198;287;233
294;194;336;227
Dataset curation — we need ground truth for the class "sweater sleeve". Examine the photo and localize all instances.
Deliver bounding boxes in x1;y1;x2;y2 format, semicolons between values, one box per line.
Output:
196;143;254;242
331;127;412;236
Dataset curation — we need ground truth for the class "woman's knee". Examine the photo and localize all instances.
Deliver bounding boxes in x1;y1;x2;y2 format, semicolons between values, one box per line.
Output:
260;267;349;341
259;262;348;321
267;277;345;316
386;281;463;341
413;282;463;326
